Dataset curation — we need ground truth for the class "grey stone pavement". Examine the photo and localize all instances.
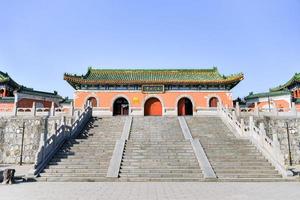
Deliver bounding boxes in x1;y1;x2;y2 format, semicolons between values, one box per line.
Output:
1;182;300;200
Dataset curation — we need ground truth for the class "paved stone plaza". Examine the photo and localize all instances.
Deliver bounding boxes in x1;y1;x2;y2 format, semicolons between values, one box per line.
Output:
1;182;300;200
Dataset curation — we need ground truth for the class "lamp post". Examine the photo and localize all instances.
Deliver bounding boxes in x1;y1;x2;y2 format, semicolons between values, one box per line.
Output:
285;121;292;166
17;121;25;166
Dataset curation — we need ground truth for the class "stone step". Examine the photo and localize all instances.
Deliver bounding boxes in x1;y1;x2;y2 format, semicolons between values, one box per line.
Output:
118;177;203;182
126;141;189;144
120;169;201;173
216;174;282;178
38;177;113;182
119;173;203;178
47;165;105;169
212;165;275;170
206;154;266;159
201;143;254;147
214;169;279;174
121;163;198;167
122;156;197;160
209;161;273;166
123;149;194;153
207;157;268;162
40;173;107;177
185;116;280;180
203;148;261;155
54;155;113;159
72;141;119;145
49;161;109;165
51;158;112;162
44;168;107;174
121;165;201;170
64;145;116;148
125;146;192;150
56;151;111;155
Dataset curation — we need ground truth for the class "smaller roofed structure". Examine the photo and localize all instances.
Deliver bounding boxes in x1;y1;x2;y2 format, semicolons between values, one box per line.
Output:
244;72;300;110
0;70;63;112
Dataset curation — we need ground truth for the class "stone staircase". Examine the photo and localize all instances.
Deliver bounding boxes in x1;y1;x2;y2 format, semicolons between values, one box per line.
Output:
39;117;125;182
185;116;282;181
119;117;203;181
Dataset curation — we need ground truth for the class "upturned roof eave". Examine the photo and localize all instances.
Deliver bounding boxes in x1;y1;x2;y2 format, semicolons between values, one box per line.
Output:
245;90;291;100
270;73;300;92
64;75;243;86
63;68;244;90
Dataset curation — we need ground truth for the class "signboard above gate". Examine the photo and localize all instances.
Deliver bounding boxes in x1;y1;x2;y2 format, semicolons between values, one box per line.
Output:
142;85;164;93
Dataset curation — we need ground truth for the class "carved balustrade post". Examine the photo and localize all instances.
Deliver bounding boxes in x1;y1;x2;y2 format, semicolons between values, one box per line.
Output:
254;102;259;116
32;102;36;116
13;102;17;116
235;102;241;117
259;122;266;146
70;101;74;117
50;102;55;117
240;118;245;135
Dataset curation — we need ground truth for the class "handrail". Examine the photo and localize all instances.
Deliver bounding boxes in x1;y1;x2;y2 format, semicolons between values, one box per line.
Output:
238;104;299;118
107;116;132;178
28;106;93;177
217;103;293;177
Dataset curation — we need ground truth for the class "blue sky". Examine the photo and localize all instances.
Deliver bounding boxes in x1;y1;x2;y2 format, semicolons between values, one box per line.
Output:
0;0;299;99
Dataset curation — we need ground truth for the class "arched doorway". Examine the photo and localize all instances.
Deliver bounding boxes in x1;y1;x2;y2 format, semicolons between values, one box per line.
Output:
178;97;193;116
87;97;97;107
209;97;219;107
113;97;129;116
144;97;162;116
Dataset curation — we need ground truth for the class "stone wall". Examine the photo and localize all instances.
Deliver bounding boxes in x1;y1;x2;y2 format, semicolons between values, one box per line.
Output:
241;115;300;166
0;116;74;164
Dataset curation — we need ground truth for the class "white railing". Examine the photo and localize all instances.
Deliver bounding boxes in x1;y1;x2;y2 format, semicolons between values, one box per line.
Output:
28;105;92;177
0;101;75;117
218;103;293;177
237;102;299;118
195;107;218;116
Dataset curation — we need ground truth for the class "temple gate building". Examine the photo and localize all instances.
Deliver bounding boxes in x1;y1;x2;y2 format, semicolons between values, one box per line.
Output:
64;67;243;116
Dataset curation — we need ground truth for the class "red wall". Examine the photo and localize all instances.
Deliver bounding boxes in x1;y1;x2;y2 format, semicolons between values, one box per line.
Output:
17;98;54;108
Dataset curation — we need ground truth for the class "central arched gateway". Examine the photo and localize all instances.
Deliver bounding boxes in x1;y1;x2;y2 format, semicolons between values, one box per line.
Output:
178;97;193;116
144;97;162;116
113;97;129;116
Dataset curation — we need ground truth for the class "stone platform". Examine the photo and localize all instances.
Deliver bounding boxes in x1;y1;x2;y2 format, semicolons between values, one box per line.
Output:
0;182;300;200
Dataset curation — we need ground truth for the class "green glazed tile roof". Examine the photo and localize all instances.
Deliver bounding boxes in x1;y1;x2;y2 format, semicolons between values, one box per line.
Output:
0;71;10;83
245;90;291;100
64;67;244;89
60;98;73;104
18;86;63;99
271;73;300;92
0;71;19;88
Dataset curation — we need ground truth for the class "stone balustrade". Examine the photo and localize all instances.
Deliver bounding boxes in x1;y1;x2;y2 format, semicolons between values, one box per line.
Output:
28;105;92;177
217;103;293;177
0;101;75;117
236;102;300;118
